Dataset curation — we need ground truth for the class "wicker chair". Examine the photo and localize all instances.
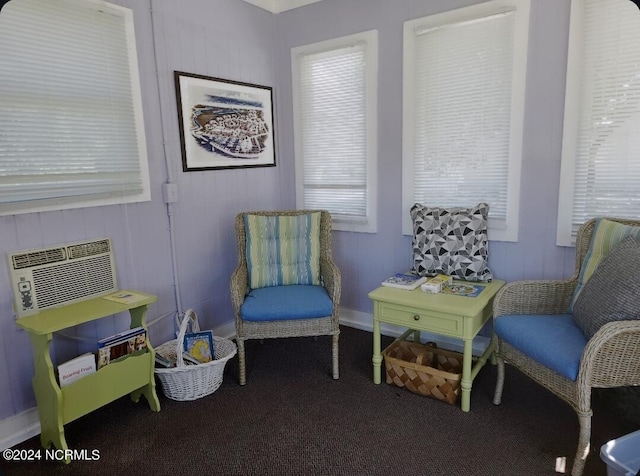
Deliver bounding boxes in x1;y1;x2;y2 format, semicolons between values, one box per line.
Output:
230;210;341;385
492;217;640;476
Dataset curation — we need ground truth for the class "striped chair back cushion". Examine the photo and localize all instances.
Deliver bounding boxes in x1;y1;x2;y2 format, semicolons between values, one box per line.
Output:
244;212;321;289
570;218;640;311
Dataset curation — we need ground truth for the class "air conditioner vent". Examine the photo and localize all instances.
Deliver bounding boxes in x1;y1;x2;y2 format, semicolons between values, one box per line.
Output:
11;248;67;270
7;238;118;317
67;239;111;259
32;256;116;310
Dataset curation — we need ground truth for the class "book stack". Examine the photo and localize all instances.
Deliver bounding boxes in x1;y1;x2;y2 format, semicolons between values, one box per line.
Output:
154;351;204;368
155;353;176;368
154;330;215;368
97;326;147;369
381;273;427;290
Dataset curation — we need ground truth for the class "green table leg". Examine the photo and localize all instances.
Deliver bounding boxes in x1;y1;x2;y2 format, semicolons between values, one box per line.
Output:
29;333;69;460
373;318;382;384
477;340;495;371
130;344;160;411
460;338;473;412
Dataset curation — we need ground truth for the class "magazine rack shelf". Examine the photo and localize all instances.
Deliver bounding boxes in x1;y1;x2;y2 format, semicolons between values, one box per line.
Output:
15;291;160;461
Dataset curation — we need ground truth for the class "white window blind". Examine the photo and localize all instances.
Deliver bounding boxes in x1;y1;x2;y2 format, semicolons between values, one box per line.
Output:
557;0;640;246
402;0;530;242
292;31;377;233
0;0;150;216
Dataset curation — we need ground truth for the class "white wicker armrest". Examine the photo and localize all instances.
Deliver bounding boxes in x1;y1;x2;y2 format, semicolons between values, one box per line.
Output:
230;264;248;314
493;279;577;318
320;258;340;295
579;320;640;388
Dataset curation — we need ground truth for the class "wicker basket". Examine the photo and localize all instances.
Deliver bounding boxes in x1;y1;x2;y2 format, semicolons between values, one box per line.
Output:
382;339;463;404
154;309;237;401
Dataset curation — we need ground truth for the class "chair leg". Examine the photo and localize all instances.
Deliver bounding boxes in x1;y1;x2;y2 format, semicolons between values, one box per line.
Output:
332;334;339;380
571;410;592;476
493;355;505;405
237;338;247;386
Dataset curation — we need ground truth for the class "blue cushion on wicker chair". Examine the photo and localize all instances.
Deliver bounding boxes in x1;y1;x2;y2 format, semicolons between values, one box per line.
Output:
240;285;333;322
494;314;588;381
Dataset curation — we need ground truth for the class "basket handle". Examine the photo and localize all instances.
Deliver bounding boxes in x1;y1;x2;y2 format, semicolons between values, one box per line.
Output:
415;342;437;366
175;309;201;367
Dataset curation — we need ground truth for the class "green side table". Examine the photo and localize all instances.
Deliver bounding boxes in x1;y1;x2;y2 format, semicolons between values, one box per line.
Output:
368;279;505;412
15;291;160;461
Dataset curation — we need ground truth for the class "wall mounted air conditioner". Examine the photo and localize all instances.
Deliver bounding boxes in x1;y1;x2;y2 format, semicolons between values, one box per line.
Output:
7;238;118;317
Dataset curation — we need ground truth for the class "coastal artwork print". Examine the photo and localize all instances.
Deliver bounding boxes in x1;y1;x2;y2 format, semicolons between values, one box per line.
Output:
175;72;276;171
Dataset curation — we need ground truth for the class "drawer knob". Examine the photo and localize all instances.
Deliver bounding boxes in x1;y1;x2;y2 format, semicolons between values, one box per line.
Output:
413;314;420;321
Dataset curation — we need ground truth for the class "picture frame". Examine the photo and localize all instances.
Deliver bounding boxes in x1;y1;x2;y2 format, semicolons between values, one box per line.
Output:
174;71;276;171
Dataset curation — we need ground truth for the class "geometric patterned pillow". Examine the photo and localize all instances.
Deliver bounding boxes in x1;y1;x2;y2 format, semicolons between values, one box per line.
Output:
570;218;640;312
410;203;492;282
244;212;321;289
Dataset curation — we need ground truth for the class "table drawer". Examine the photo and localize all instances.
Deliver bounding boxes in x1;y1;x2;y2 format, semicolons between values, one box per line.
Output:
378;302;464;336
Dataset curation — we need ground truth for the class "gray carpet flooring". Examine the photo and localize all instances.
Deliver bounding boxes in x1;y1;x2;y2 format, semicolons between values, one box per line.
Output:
2;326;636;476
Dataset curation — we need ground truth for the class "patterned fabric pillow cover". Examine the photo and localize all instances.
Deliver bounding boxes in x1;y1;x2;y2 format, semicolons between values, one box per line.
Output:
244;212;321;290
572;236;640;339
570;218;640;311
410;203;492;282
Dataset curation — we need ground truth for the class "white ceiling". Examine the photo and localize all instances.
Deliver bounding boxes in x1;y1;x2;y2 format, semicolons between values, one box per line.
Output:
241;0;323;13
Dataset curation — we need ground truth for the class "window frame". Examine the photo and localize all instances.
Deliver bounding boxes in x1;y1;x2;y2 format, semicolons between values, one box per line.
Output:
291;30;378;233
556;0;640;246
401;0;531;242
0;0;151;216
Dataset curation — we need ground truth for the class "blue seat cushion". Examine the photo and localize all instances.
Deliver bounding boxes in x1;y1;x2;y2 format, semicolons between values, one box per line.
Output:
240;285;333;322
494;314;588;381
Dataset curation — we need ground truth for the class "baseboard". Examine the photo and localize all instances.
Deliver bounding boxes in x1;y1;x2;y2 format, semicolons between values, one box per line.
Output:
0;407;40;451
214;321;236;340
0;307;489;450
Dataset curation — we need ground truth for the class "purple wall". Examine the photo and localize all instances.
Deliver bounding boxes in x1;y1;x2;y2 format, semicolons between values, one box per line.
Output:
0;0;579;425
0;0;284;422
275;0;577;313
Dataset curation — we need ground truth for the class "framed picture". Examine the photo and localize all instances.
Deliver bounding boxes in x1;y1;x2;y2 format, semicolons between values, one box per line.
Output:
174;71;276;171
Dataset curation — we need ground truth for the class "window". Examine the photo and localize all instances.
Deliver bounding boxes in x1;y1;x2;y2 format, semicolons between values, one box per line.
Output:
402;0;530;242
556;0;640;246
0;0;150;216
291;30;377;233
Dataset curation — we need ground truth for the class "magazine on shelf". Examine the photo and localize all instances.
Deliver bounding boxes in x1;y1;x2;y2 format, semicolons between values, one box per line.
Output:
102;291;148;305
441;283;485;298
381;273;427;290
183;330;215;363
97;326;145;347
97;326;147;369
58;353;96;387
